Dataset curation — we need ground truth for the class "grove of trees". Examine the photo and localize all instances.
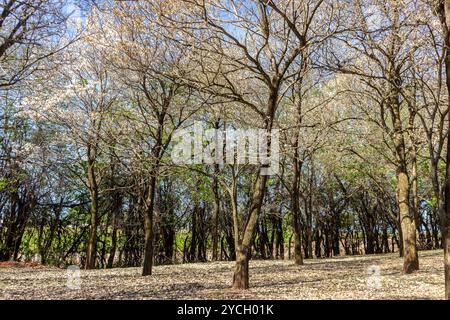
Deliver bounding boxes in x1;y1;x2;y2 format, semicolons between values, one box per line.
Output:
1;0;450;299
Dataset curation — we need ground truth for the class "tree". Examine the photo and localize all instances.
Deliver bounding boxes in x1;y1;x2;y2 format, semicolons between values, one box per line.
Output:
95;1;200;275
0;0;70;88
158;0;340;289
329;0;422;273
20;28;117;269
436;0;450;300
0;0;72;262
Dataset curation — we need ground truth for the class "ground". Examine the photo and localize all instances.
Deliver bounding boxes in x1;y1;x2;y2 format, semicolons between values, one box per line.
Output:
0;250;445;300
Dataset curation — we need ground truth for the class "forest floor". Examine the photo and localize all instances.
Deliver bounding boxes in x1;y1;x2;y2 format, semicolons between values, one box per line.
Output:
0;249;444;300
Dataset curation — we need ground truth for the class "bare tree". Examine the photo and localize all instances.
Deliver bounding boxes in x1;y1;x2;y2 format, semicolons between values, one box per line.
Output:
0;0;70;88
329;0;422;273
158;0;338;289
436;0;450;300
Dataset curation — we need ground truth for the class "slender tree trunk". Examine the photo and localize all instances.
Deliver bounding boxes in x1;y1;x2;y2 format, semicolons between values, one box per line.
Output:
292;191;303;264
305;209;313;259
212;165;220;261
444;224;450;299
107;150;121;268
306;166;314;258
292;150;304;265
85;189;98;269
107;226;118;268
443;23;450;298
1;191;19;261
85;153;99;270
275;214;284;259
411;143;421;236
12;202;32;261
142;176;157;276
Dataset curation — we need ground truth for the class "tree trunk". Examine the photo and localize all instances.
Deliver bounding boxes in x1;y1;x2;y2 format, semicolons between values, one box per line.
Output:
231;170;268;289
1;191;19;261
397;171;419;273
444;226;450;299
292;187;303;265
439;0;450;299
390;81;418;272
305;208;313;259
85;190;98;269
211;119;221;261
274;214;284;259
293;230;303;265
212;176;220;261
232;246;249;290
85;153;99;270
229;78;277;289
292;146;303;264
411;143;421;237
107;223;118;268
385;3;419;274
142;176;157;276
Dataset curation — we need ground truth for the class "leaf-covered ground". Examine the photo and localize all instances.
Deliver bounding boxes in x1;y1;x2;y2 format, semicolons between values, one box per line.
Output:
0;250;444;300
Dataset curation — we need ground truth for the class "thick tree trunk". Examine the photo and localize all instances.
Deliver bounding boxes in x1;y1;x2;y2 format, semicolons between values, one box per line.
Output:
385;4;419;273
293;230;303;265
231;171;268;290
390;83;418;272
232;246;249;290
397;171;419;273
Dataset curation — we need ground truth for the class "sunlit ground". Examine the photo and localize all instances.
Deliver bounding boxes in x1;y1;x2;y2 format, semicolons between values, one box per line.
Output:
0;250;444;300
